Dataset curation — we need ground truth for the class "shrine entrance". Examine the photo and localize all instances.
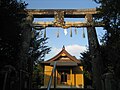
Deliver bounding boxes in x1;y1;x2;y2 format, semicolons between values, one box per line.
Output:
57;67;69;84
20;8;104;90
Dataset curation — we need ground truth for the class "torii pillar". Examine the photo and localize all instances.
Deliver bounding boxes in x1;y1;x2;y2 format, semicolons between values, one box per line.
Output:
86;14;103;90
19;13;33;90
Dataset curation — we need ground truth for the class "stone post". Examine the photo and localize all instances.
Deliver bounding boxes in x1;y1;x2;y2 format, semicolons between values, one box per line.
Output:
19;13;33;90
102;73;116;90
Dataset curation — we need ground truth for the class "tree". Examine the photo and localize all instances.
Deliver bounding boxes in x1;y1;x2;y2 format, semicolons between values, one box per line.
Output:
29;29;51;63
32;64;43;88
93;0;120;89
80;50;93;88
0;0;27;90
0;0;27;68
29;29;51;88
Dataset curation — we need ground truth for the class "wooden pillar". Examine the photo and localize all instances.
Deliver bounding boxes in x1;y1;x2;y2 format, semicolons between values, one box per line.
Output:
70;68;72;87
81;67;84;88
54;68;56;89
85;14;103;90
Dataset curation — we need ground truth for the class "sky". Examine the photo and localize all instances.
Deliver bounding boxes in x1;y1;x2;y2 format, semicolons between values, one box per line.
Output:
24;0;105;60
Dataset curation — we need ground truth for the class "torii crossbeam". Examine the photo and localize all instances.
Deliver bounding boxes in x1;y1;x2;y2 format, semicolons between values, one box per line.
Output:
19;8;104;29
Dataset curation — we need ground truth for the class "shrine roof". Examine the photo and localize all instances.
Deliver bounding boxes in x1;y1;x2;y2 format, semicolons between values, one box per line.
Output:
42;46;81;65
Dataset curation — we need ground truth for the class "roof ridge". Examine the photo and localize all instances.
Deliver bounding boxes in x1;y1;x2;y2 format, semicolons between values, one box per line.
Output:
44;47;81;64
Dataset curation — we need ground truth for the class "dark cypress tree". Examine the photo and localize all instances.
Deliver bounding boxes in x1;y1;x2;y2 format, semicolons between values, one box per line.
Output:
0;0;27;90
93;0;120;89
0;0;27;68
29;30;51;88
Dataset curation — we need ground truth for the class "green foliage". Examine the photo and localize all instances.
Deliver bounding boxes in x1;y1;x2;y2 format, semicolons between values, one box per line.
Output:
0;0;28;90
80;50;93;87
32;64;43;88
0;0;27;67
29;30;51;63
29;30;51;88
81;51;92;72
93;0;120;89
94;0;120;32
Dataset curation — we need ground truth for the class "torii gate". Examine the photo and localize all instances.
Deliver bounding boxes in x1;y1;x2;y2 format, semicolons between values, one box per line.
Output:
20;8;104;90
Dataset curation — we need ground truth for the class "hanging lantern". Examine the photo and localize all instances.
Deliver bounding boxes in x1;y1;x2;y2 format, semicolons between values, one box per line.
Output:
74;27;77;35
70;27;72;37
82;27;85;38
57;28;59;38
44;28;46;38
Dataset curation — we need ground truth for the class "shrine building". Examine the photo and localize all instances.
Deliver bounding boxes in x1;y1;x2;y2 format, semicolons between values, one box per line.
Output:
41;46;84;88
